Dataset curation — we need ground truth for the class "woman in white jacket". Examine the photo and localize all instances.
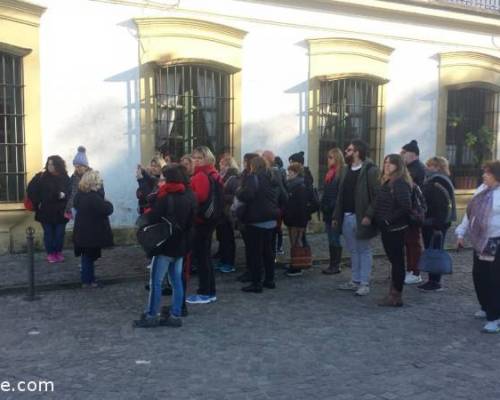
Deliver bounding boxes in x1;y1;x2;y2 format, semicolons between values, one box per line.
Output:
456;161;500;334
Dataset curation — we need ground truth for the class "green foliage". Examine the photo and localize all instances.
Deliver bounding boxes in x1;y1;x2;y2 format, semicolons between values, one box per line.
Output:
464;125;495;167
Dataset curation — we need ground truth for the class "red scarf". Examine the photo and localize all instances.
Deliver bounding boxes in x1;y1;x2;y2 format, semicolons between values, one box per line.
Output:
157;182;186;199
324;165;338;184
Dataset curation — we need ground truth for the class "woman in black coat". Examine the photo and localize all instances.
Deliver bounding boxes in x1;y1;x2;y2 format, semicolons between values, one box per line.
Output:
27;155;71;264
283;162;309;277
374;154;413;307
73;170;114;288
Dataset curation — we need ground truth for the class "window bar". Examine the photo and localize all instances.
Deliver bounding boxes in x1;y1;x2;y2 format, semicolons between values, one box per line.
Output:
12;56;19;201
2;54;8;201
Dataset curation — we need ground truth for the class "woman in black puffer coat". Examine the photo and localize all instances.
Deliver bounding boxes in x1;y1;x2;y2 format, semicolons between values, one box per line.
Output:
27;155;71;264
374;154;413;307
73;170;114;288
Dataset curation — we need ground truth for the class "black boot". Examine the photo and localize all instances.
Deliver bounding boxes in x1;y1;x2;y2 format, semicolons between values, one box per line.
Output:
322;246;342;275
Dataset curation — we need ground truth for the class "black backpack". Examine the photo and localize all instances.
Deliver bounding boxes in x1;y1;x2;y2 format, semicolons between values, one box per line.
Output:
409;184;427;226
197;172;224;224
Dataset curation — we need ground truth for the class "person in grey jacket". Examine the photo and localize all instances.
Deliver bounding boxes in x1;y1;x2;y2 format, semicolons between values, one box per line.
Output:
332;139;380;296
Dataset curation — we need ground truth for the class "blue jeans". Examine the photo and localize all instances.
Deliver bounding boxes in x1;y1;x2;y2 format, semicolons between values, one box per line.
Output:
342;213;373;285
41;223;66;254
81;255;95;284
325;221;341;247
146;255;184;318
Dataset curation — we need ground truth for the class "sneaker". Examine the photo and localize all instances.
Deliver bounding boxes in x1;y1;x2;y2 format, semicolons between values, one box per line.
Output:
186;294;216;304
474;310;487;319
405;272;423;285
482;320;500;334
55;252;65;262
276;247;285;255
47;253;57;263
218;263;236;273
286;268;303;277
133;314;161;328
418;281;443;292
159;315;182;328
337;281;359;291
355;285;370;296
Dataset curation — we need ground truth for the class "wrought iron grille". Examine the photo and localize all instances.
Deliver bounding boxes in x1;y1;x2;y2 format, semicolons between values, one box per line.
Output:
446;87;499;189
318;78;383;182
0;51;25;203
155;65;234;159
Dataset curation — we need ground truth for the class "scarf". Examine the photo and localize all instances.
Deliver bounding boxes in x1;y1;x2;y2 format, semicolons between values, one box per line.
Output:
157;182;186;199
466;185;497;254
324;165;338;184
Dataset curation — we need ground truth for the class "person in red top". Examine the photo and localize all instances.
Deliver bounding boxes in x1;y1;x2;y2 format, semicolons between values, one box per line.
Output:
186;146;223;305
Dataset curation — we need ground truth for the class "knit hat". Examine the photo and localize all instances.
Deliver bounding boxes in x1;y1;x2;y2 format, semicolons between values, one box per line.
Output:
73;146;89;167
289;151;305;165
402;140;420;156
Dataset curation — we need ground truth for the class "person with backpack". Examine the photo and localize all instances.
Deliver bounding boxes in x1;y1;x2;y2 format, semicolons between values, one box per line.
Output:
374;154;413;307
418;156;456;292
26;155;71;263
134;164;196;328
401;140;427;285
186;146;223;305
321;147;345;275
332;139;380;296
236;156;280;292
283;162;309;277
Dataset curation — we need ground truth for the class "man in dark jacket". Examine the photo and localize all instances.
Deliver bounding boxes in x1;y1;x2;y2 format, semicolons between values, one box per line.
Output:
400;140;426;285
332;139;380;296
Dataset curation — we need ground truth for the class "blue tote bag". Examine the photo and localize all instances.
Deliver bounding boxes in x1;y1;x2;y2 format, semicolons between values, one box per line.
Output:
418;232;453;275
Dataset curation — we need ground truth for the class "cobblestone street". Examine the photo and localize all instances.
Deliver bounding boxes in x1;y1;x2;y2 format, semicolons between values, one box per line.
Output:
1;242;499;399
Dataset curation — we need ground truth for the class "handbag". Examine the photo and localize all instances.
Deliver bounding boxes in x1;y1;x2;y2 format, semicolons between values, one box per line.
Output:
418;232;453;275
290;233;312;269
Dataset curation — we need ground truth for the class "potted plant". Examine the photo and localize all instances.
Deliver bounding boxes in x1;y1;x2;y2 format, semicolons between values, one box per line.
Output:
465;125;496;187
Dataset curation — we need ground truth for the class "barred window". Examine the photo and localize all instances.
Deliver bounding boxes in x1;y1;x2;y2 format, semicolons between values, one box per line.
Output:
155;64;234;159
318;78;383;182
0;51;25;203
446;87;499;189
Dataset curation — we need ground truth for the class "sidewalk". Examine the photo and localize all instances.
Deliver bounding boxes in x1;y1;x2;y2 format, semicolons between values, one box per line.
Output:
0;227;463;294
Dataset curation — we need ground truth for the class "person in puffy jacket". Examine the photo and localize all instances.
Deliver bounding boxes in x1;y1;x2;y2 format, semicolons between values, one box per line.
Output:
134;164;196;328
73;170;113;288
236;156;280;292
321;147;345;275
374;154;413;307
27;155;71;264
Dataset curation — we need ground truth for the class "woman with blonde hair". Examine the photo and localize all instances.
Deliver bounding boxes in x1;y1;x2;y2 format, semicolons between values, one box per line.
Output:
73;170;114;288
321;147;345;275
418;156;456;292
374;154;413;306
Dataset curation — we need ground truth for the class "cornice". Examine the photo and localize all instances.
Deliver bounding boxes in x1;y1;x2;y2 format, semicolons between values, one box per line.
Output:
0;0;45;16
0;0;46;27
308;38;394;62
440;51;500;74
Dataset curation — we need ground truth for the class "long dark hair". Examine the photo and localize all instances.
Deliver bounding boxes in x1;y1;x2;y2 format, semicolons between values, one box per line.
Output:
45;155;67;176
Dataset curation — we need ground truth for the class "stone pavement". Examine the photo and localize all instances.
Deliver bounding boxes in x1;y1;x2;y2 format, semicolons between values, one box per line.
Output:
0;229;463;294
1;246;500;399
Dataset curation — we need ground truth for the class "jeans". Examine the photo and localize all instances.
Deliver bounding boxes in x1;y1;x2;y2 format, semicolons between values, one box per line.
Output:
342;214;373;285
422;227;448;284
146;255;184;317
404;225;422;275
81;255;96;284
381;229;407;292
245;225;275;284
193;223;216;296
325;221;341;247
41;223;66;254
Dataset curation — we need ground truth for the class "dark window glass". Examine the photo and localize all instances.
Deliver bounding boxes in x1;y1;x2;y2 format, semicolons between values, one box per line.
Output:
446;87;499;189
0;51;25;202
155;65;233;159
318;78;383;183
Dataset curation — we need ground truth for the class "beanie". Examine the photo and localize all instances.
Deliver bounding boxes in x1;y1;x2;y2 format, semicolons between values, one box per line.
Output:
402;140;420;156
289;151;305;165
73;146;89;167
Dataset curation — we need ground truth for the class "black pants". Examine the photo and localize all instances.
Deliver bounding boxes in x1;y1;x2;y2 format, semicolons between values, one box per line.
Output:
193;223;216;296
422;227;448;283
381;229;407;292
473;251;500;321
245;225;275;285
218;217;235;266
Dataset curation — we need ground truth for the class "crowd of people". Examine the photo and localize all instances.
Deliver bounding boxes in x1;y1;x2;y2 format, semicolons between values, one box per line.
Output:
24;140;500;333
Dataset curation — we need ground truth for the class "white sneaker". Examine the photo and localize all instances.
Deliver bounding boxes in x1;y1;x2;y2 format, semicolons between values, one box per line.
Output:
355;285;370;296
337;281;359;291
405;272;422;285
482;320;500;334
474;310;487;319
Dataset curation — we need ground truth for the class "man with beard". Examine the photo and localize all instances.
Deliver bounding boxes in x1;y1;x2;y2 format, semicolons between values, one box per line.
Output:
332;139;380;296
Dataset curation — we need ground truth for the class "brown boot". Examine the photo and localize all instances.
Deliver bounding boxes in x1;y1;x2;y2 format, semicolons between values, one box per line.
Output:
322;246;342;275
378;286;403;307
